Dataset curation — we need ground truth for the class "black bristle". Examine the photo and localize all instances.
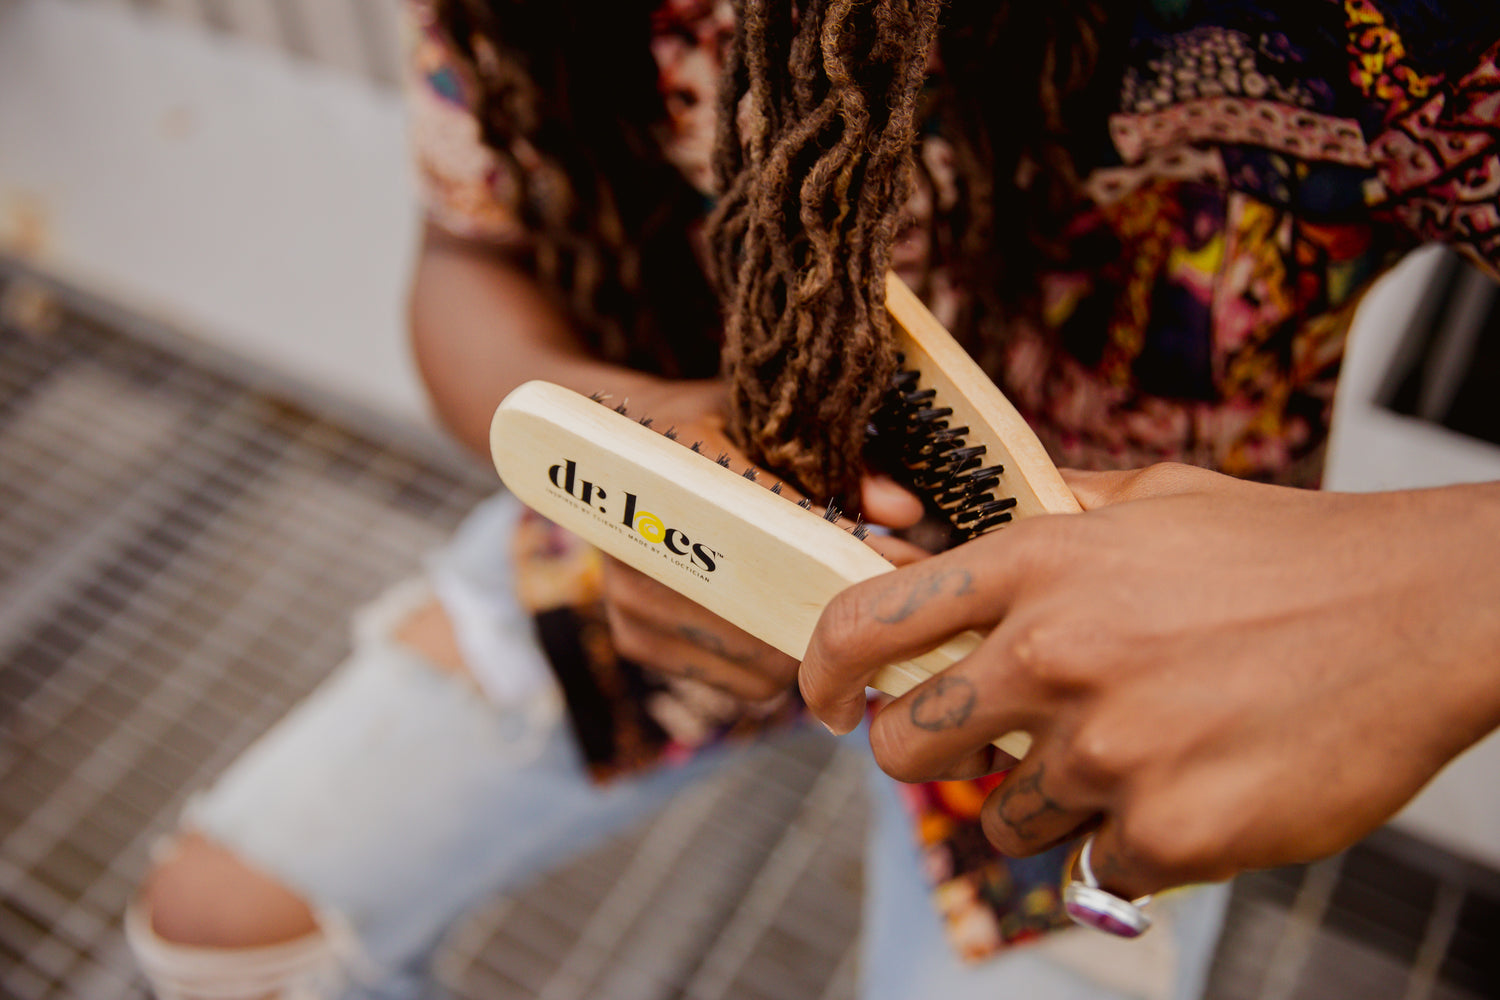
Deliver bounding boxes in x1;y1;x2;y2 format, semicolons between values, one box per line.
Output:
614;402;629;415
716;453;732;468
967;464;1006;485
797;498;813;510
927;427;966;446
973;511;1014;533
664;427;678;441
852;523;870;540
638;416;654;428
865;361;1021;543
690;441;703;453
954;497;1020;525
934;466;1005;507
771;482;783;495
934;484;989;508
823;503;842;522
588;391;607;403
742;467;758;480
948;445;987;463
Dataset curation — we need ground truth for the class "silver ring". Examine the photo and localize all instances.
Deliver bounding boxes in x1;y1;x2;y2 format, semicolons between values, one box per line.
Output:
1062;835;1153;937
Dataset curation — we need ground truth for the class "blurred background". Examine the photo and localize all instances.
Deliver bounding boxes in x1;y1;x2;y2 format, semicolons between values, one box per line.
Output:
2;0;1499;997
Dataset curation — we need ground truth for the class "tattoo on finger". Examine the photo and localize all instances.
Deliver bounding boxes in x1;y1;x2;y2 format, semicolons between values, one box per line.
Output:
995;762;1071;843
872;569;974;624
677;625;761;667
910;675;977;730
649;662;706;682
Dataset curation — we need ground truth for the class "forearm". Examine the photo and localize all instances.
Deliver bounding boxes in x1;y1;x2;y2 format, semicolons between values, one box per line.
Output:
408;224;720;457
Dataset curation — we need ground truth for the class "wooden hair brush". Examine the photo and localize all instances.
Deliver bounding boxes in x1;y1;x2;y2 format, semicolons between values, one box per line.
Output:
490;274;1078;761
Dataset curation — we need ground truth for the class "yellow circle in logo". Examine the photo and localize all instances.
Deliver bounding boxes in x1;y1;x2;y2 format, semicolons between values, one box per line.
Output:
634;511;665;543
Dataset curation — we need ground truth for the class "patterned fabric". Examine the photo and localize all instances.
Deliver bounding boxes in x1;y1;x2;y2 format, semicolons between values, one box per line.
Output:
403;0;1500;962
997;1;1500;480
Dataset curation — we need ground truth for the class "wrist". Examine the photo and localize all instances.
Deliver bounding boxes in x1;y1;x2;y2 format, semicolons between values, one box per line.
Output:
1387;482;1500;753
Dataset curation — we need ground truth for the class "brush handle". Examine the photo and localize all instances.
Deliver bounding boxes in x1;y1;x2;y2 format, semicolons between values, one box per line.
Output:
491;380;1032;761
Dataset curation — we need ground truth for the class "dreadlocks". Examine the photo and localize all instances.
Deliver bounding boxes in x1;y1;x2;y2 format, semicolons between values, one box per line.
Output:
706;0;941;500
438;0;1115;500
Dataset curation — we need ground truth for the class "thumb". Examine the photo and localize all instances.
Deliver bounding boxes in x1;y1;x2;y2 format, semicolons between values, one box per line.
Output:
859;472;925;528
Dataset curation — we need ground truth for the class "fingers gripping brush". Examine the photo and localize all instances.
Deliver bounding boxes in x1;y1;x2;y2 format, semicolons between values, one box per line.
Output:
490;275;1078;762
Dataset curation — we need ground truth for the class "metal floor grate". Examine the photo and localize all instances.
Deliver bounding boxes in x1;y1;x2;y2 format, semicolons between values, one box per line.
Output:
1206;828;1500;1000
1;265;1498;1000
435;731;867;1000
0;273;494;1000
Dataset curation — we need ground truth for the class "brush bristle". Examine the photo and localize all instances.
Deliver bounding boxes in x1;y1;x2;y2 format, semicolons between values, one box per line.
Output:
867;355;1020;543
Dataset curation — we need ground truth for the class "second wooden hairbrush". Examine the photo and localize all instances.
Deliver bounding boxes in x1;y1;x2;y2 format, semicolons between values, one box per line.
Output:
878;276;1079;534
490;275;1078;761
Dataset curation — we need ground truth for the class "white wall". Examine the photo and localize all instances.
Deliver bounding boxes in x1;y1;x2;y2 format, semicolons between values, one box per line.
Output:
0;0;432;431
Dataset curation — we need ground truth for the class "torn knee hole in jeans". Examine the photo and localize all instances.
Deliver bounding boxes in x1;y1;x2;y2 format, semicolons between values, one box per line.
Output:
125;896;371;1000
391;597;474;681
130;832;380;998
140;830;319;946
353;576;483;687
